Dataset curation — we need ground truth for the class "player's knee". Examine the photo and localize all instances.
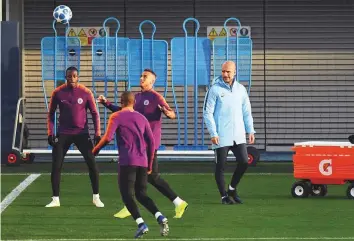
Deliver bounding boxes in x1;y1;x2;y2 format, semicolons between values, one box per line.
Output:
239;155;249;165
237;160;249;171
148;173;160;184
135;190;147;202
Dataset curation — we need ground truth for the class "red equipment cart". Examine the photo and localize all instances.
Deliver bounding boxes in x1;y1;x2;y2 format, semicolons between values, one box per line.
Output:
291;141;354;199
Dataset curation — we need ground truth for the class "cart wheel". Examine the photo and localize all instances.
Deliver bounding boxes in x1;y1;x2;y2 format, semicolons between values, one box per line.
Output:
311;184;328;196
22;153;35;164
7;150;22;166
247;146;260;167
291;181;310;198
346;183;354;199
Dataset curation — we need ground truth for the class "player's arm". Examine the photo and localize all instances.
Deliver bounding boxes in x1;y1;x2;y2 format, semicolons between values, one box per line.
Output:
203;87;218;139
241;86;255;144
47;91;58;136
156;94;176;119
87;90;101;144
143;120;155;173
92;112;119;156
97;95;121;112
241;86;255;134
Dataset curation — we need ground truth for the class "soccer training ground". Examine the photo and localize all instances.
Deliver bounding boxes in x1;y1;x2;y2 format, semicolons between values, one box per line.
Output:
1;162;353;241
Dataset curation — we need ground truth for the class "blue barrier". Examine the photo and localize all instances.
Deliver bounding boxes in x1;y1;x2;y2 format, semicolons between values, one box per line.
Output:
41;20;81;149
171;17;211;150
212;17;252;93
92;17;129;149
128;20;168;97
128;20;169;150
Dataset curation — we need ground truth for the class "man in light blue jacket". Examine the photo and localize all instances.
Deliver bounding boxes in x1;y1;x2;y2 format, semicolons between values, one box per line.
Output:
203;61;255;204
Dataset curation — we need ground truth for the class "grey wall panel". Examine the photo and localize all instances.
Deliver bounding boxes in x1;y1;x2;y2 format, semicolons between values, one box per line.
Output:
265;0;354;147
126;0;193;40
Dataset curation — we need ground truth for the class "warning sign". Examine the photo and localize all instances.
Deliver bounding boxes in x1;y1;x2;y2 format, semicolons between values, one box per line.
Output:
66;27;110;47
207;26;251;40
68;28;76;37
208;28;218;38
219;28;227;37
78;29;87;37
88;28;97;37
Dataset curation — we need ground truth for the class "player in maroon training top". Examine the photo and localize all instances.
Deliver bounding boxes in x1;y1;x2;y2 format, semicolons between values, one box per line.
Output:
93;91;169;238
45;66;104;208
97;69;188;219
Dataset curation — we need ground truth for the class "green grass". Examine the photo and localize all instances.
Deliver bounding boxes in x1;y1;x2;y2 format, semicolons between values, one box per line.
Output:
1;173;354;240
1;175;29;201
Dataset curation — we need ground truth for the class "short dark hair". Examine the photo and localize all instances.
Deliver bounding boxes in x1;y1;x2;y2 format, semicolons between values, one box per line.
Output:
143;68;156;78
120;91;135;106
66;66;79;74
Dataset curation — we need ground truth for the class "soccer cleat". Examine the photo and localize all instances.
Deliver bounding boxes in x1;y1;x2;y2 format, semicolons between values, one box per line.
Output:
134;223;149;238
114;206;131;218
45;197;60;207
93;195;105;208
174;201;188;218
157;216;169;236
227;189;243;204
221;196;236;205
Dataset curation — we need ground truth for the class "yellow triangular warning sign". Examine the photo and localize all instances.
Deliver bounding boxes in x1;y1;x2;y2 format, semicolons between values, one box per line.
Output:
208;28;218;37
68;28;76;37
78;29;87;37
219;28;227;37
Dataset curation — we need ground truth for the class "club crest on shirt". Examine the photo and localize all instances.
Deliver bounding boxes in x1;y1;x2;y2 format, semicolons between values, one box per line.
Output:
144;100;149;106
77;98;83;104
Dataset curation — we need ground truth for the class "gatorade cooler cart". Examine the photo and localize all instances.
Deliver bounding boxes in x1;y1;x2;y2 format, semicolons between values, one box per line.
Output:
291;141;354;199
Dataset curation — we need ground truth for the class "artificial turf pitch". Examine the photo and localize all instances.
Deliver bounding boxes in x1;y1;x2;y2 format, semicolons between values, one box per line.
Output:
1;162;353;240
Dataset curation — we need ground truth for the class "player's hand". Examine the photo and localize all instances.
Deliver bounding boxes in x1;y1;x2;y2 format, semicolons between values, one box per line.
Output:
158;104;176;119
248;133;255;144
147;169;152;175
47;135;57;147
92;148;99;156
97;95;107;104
211;136;219;145
94;136;101;145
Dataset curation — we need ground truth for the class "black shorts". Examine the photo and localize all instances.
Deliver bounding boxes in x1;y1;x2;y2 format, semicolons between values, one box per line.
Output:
151;150;159;174
118;165;148;196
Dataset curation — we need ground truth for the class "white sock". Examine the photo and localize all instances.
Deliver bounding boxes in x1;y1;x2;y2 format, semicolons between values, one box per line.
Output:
172;197;183;206
221;196;227;200
154;212;162;219
136;217;144;225
53;196;59;202
93;194;100;199
229;185;235;191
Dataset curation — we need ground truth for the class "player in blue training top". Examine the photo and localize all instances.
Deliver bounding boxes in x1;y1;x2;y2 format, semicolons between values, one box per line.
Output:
93;91;169;238
203;61;256;205
97;69;188;219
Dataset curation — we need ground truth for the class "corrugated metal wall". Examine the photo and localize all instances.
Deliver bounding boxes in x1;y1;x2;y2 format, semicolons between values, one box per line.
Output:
265;0;354;150
23;0;354;150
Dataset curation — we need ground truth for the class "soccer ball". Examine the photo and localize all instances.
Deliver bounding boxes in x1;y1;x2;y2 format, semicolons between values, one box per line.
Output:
53;5;72;24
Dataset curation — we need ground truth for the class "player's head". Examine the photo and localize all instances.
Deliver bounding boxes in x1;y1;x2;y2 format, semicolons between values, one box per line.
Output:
120;91;135;108
221;61;236;84
66;66;79;87
140;69;156;91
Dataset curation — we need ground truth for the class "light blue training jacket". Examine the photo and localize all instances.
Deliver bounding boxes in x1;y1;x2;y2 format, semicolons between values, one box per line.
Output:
203;77;255;149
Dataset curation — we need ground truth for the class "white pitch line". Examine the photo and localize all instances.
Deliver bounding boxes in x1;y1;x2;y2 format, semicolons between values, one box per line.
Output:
2;237;354;241
1;173;292;176
0;174;41;214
